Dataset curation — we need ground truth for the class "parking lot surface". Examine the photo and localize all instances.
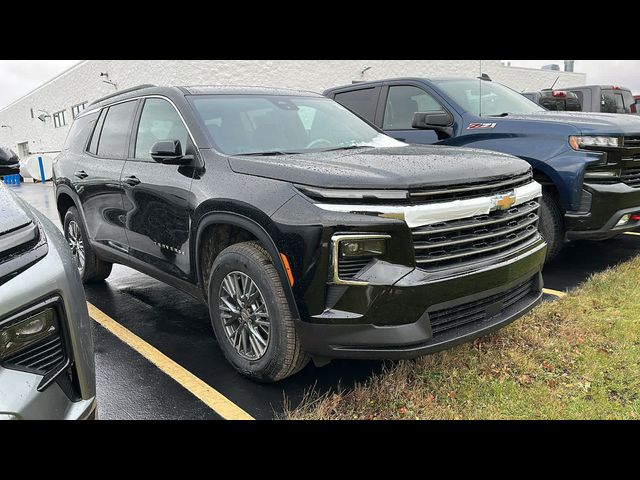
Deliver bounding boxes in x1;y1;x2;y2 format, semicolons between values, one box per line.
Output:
10;182;640;419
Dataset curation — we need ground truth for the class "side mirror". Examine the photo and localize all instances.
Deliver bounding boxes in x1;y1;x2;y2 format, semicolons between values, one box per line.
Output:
150;140;193;165
0;147;20;176
412;112;454;140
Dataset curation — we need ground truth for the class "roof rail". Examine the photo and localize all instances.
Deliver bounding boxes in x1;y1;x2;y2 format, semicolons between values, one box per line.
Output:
88;84;158;107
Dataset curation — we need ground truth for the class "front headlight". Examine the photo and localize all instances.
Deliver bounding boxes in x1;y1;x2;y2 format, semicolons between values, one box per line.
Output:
569;136;622;150
0;308;58;359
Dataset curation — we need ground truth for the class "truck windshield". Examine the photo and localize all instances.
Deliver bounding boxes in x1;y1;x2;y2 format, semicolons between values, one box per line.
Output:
190;95;404;155
434;79;545;116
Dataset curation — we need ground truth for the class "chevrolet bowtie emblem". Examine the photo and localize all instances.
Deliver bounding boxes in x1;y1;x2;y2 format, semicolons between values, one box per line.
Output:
495;193;516;210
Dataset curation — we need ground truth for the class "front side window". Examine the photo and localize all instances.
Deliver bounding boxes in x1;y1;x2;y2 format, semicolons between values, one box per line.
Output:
383;86;444;130
53;110;67;128
435;79;545;116
95;100;137;159
190;95;404;156
134;98;189;161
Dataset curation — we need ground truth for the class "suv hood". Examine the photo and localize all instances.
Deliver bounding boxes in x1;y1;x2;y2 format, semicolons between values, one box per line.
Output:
0;184;38;255
504;111;640;135
228;145;529;189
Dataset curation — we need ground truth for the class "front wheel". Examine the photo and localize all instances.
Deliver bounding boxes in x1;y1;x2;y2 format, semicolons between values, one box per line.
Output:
538;189;565;262
207;241;308;382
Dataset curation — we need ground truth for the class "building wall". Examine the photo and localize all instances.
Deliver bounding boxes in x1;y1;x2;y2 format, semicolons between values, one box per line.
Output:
0;60;586;155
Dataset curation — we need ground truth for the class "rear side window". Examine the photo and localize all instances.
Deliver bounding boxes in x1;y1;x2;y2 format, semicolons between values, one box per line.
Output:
383;85;444;130
333;87;379;122
94;100;138;158
64;111;99;153
601;89;635;113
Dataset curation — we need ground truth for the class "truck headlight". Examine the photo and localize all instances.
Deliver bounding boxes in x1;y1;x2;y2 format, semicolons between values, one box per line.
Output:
0;308;58;359
569;136;621;150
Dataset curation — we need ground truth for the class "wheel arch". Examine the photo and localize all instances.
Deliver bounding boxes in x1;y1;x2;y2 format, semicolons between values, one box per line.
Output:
194;211;300;320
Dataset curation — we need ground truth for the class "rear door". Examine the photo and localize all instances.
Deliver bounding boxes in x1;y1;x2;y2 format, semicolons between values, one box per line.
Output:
331;86;381;124
75;100;138;254
600;88;635;113
120;97;196;282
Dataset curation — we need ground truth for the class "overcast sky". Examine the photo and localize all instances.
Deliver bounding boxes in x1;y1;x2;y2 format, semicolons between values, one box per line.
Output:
0;60;80;109
506;60;640;93
1;60;638;109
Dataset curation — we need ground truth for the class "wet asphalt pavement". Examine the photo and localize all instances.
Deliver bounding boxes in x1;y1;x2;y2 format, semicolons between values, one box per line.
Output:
10;181;640;419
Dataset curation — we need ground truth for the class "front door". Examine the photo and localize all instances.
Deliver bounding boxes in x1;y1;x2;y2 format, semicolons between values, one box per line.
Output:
381;85;444;144
75;100;138;254
120;97;195;282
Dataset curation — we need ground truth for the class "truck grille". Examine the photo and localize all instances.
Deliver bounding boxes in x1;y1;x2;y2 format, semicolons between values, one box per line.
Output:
412;200;540;270
408;171;532;204
621;167;640;188
623;136;640;148
429;277;536;335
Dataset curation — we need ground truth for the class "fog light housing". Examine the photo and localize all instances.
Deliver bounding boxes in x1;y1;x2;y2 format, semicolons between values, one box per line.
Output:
0;308;57;359
615;214;631;227
339;237;387;258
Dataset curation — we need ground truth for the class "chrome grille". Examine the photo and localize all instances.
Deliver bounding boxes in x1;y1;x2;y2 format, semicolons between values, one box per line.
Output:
412;200;540;270
408;172;532;204
429;278;536;335
623;136;640;148
621;167;640;188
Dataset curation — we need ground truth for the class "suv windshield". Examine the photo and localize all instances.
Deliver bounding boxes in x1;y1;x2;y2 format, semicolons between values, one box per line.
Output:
435;79;545;116
190;95;404;155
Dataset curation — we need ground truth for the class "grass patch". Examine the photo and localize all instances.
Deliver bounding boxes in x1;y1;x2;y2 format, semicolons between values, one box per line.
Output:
285;256;640;420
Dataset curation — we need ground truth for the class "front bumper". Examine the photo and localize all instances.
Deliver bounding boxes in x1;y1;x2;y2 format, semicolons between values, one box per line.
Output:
297;238;546;359
565;182;640;240
0;209;96;420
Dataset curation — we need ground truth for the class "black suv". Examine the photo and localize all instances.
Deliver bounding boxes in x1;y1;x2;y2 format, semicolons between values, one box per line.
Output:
54;85;547;382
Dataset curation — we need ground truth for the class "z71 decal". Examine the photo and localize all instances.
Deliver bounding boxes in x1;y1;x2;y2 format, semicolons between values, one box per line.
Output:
467;122;497;130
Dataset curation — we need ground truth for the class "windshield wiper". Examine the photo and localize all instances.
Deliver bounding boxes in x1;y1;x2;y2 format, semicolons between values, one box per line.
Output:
236;150;299;156
487;112;509;117
320;145;376;152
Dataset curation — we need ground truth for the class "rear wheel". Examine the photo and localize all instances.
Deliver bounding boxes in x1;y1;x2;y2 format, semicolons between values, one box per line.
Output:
207;241;308;382
538;189;565;262
64;207;112;283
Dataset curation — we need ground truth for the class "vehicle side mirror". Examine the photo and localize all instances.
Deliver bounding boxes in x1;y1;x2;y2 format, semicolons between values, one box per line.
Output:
150;140;193;165
0;147;20;176
412;112;454;140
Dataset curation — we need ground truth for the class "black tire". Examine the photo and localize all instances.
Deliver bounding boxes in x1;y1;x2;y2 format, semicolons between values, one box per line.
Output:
63;207;112;283
207;241;309;382
538;189;564;262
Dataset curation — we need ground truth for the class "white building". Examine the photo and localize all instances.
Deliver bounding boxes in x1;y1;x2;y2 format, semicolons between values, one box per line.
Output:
0;60;585;157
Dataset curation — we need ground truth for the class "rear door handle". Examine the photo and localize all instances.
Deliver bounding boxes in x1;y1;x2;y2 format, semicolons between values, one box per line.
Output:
123;175;141;186
74;170;88;179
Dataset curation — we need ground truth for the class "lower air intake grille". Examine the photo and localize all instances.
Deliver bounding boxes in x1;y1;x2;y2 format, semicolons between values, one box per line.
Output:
338;256;374;280
3;335;65;375
429;278;536;335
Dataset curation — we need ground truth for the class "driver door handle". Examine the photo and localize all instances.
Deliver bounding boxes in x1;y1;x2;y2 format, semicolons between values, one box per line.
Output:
123;175;141;186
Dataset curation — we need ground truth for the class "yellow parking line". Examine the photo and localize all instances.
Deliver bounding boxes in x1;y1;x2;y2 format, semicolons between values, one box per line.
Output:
542;288;567;298
87;302;254;420
624;232;640;237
